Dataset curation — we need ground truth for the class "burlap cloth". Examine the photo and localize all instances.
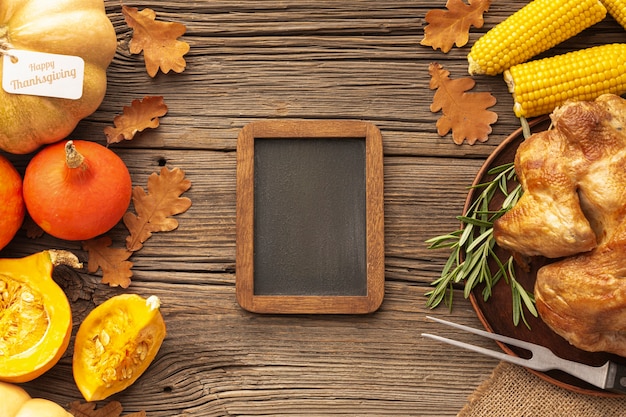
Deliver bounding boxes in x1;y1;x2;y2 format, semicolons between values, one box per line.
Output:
457;362;626;417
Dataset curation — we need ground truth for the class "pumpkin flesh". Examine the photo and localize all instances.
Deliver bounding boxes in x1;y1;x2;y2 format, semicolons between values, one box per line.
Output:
73;294;167;402
0;0;117;154
0;250;80;383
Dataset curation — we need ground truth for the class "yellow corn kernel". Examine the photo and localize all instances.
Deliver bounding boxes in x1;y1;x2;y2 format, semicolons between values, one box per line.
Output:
601;0;626;29
503;43;626;118
468;0;607;76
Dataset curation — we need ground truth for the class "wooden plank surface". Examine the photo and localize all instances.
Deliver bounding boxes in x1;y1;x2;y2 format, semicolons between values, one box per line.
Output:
3;0;624;415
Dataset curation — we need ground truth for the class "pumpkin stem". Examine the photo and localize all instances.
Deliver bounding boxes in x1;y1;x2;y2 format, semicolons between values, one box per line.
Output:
65;141;86;169
47;250;83;269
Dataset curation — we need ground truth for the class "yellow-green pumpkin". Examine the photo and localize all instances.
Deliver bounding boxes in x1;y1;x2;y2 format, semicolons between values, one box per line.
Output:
0;0;117;154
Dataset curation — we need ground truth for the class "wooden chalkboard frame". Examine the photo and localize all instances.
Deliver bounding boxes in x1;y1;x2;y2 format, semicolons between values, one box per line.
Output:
236;120;384;314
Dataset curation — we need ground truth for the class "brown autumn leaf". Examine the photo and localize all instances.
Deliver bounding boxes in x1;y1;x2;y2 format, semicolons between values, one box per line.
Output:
82;236;133;288
421;0;491;53
69;400;146;417
122;5;190;77
124;166;192;252
104;96;168;144
428;62;497;145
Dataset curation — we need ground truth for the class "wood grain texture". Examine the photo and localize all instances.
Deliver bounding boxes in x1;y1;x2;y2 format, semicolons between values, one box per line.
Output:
3;0;622;415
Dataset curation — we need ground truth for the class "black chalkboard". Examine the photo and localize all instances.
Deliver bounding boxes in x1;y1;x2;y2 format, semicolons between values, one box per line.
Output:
253;137;367;296
236;120;384;314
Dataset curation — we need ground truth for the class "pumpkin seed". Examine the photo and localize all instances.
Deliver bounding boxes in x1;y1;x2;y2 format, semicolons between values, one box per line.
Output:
94;338;105;356
21;291;34;303
99;329;110;346
102;367;116;383
139;342;149;361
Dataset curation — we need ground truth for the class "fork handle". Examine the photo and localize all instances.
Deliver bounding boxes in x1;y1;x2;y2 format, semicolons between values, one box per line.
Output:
605;362;626;394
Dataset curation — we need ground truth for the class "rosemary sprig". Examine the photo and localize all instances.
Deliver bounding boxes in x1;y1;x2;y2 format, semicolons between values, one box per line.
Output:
425;162;538;328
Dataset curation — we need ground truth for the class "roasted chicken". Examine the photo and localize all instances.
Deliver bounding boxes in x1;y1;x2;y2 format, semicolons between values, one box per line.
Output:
535;218;626;357
493;94;626;357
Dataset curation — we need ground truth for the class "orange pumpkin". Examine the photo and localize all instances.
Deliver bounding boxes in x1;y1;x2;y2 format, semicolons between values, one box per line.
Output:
0;0;117;154
0;154;24;251
73;294;167;401
0;250;81;383
22;140;132;241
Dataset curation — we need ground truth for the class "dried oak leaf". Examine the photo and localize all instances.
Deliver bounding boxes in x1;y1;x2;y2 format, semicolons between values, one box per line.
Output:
122;5;190;77
104;96;168;144
124;166;192;252
69;400;146;417
421;0;491;53
82;236;133;288
428;62;497;145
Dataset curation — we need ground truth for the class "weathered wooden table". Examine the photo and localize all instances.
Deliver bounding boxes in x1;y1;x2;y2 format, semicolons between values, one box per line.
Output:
6;1;626;415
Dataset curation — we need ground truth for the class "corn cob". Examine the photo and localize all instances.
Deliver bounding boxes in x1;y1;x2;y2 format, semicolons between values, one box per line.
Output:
602;0;626;29
468;0;607;76
503;43;626;118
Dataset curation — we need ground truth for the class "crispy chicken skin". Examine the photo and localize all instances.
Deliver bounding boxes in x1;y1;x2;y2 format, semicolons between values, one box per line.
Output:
495;94;626;257
493;94;626;356
535;218;626;357
493;127;597;259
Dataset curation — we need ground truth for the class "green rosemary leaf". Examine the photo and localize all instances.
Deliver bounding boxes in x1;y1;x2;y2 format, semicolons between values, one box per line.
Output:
505;258;537;328
511;283;522;327
510;262;539;317
465;228;493;253
501;184;522;209
426;265;461;308
497;171;509;195
440;246;461;277
488;245;508;282
425;160;538;327
517;280;538;317
506;167;517;181
457;216;492;228
487;162;514;175
463;259;484;298
425;232;461;249
425;229;462;243
458;222;474;247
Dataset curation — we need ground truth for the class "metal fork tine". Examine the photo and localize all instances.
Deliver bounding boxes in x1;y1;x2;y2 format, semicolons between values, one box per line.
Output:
421;332;531;368
422;315;612;390
424;315;541;354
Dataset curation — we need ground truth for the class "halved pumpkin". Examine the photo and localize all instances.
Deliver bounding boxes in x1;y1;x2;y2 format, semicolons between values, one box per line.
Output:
0;250;81;383
73;293;166;402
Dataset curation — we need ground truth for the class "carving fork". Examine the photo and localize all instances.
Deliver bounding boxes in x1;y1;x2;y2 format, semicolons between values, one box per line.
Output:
422;315;626;394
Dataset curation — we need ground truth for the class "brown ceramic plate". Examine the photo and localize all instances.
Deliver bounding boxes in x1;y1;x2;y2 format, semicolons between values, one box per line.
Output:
466;117;626;397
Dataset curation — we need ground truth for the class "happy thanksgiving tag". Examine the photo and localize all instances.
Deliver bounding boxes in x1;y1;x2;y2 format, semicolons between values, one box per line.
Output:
2;49;85;99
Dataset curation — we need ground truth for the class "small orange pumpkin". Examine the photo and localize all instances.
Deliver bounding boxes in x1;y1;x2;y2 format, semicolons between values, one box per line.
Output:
73;293;167;402
23;140;132;241
0;250;81;383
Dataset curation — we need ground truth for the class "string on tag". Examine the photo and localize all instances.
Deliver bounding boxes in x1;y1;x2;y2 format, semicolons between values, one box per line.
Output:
1;46;18;64
0;29;18;63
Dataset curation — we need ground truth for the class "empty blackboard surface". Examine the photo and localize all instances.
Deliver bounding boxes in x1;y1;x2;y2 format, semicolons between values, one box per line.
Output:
254;137;367;296
236;120;384;314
